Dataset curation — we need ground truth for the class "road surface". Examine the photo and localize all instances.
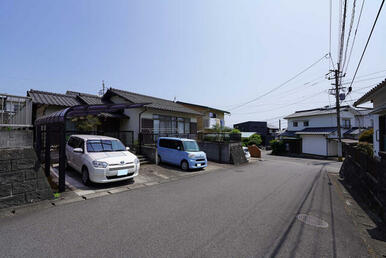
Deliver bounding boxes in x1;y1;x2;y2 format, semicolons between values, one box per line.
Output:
0;155;368;257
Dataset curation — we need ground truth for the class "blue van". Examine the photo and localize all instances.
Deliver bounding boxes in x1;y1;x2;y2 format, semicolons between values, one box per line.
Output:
157;137;207;171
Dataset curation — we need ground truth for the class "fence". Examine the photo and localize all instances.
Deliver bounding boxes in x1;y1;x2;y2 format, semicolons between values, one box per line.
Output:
0;93;32;127
340;144;386;220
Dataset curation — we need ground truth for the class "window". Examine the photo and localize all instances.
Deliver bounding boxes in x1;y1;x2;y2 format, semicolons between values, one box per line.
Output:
183;141;200;152
209;112;217;118
86;140;125;152
303;121;309;127
342;119;351;128
293;121;298;127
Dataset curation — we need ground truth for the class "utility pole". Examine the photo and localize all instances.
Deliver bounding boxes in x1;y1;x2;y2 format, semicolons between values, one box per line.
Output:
328;63;345;161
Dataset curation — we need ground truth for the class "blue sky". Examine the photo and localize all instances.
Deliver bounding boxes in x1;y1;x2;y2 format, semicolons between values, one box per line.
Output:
1;0;385;128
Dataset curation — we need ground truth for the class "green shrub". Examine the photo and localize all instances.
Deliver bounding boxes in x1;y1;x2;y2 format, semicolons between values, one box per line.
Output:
356;142;373;157
247;134;262;146
359;128;373;143
270;139;285;155
242;138;249;147
230;128;241;134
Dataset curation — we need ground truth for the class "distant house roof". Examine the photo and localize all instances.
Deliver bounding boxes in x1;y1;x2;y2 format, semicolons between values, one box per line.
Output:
295;127;337;135
104;88;202;115
284;106;353;119
354;78;386;106
176;101;230;114
280;130;298;138
66;91;103;105
234;121;267;126
28;89;81;107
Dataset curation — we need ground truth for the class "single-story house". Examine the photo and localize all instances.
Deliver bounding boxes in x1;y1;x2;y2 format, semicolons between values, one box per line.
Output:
354;78;386;158
27;88;203;143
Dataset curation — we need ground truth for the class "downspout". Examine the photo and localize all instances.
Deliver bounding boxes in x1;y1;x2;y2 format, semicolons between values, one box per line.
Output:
138;107;147;154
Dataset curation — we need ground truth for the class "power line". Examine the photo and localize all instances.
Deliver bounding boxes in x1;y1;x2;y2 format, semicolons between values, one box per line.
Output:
344;0;366;75
347;0;385;92
342;0;357;71
229;54;328;111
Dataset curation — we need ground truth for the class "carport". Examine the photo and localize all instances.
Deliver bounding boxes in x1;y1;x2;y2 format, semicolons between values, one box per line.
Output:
34;103;149;192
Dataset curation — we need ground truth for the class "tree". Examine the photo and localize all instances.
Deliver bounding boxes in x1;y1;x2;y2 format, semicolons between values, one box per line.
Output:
71;115;101;132
359;128;373;143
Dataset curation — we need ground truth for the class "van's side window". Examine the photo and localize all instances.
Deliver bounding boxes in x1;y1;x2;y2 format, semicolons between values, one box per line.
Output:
159;139;169;148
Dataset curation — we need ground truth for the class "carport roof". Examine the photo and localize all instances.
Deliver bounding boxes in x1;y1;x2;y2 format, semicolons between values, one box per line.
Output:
35;103;150;126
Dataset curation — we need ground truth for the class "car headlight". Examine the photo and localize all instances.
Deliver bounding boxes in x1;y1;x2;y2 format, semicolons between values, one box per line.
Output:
188;153;195;159
92;161;108;168
134;158;140;165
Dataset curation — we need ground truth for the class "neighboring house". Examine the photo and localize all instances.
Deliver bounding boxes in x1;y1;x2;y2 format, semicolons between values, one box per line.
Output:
282;105;373;156
0;93;32;126
176;101;230;132
354;79;386;157
102;88;202;141
27;88;202;142
233;121;275;145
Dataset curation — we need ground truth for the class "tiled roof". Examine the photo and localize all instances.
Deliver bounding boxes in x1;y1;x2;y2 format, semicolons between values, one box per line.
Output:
28;89;81;106
66;91;103;105
280;130;298;138
106;88;202;115
176;101;230;114
284;106;352;119
354;78;386;106
295;127;337;135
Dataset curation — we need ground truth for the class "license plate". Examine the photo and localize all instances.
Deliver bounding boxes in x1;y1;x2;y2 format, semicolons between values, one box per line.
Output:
197;163;201;167
117;169;129;176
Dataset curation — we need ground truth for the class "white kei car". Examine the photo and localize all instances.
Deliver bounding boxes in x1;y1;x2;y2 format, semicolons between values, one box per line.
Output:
65;135;140;185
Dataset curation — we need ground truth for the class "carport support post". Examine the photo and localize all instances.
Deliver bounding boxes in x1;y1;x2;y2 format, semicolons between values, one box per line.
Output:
36;125;42;162
58;126;66;192
44;125;51;177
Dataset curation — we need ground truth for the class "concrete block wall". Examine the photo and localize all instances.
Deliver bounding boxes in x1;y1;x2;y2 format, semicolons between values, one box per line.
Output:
0;129;33;149
0;147;53;210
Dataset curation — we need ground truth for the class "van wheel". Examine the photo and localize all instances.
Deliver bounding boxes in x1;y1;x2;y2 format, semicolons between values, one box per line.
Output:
157;155;162;165
181;160;189;171
82;166;91;186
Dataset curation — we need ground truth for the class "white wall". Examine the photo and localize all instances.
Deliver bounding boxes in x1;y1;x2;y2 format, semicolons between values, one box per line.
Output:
286;110;356;133
301;135;327;156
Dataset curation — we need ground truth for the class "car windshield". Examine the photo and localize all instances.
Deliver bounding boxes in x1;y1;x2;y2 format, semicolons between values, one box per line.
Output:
86;139;126;152
183;141;200;152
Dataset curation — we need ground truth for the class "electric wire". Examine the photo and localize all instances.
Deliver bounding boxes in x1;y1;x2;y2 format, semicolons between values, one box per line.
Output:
344;0;366;75
228;54;328;111
347;0;385;92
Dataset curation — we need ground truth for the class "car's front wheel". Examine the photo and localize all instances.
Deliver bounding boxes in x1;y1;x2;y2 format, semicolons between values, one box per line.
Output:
181;160;189;171
82;166;91;186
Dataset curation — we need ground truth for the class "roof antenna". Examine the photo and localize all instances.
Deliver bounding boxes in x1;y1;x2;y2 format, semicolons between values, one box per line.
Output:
98;80;106;96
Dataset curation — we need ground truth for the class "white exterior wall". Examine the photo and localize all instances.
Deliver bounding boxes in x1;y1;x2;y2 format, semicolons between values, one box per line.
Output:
301;135;327;156
372;87;386;157
286;111;355;131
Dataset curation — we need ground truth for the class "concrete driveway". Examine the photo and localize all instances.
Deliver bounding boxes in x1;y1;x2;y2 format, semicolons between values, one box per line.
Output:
50;160;241;199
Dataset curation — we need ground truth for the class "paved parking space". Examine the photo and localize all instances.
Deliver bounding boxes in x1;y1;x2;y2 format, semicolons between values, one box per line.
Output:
50;160;246;200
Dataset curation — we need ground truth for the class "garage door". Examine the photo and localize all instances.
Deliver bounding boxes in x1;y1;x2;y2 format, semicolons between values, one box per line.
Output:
301;135;327;156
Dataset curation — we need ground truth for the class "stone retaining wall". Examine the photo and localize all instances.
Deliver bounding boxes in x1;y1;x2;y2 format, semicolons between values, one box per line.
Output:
0;147;53;209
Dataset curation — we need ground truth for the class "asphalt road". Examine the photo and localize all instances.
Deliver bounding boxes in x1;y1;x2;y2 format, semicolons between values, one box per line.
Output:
0;155;369;257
